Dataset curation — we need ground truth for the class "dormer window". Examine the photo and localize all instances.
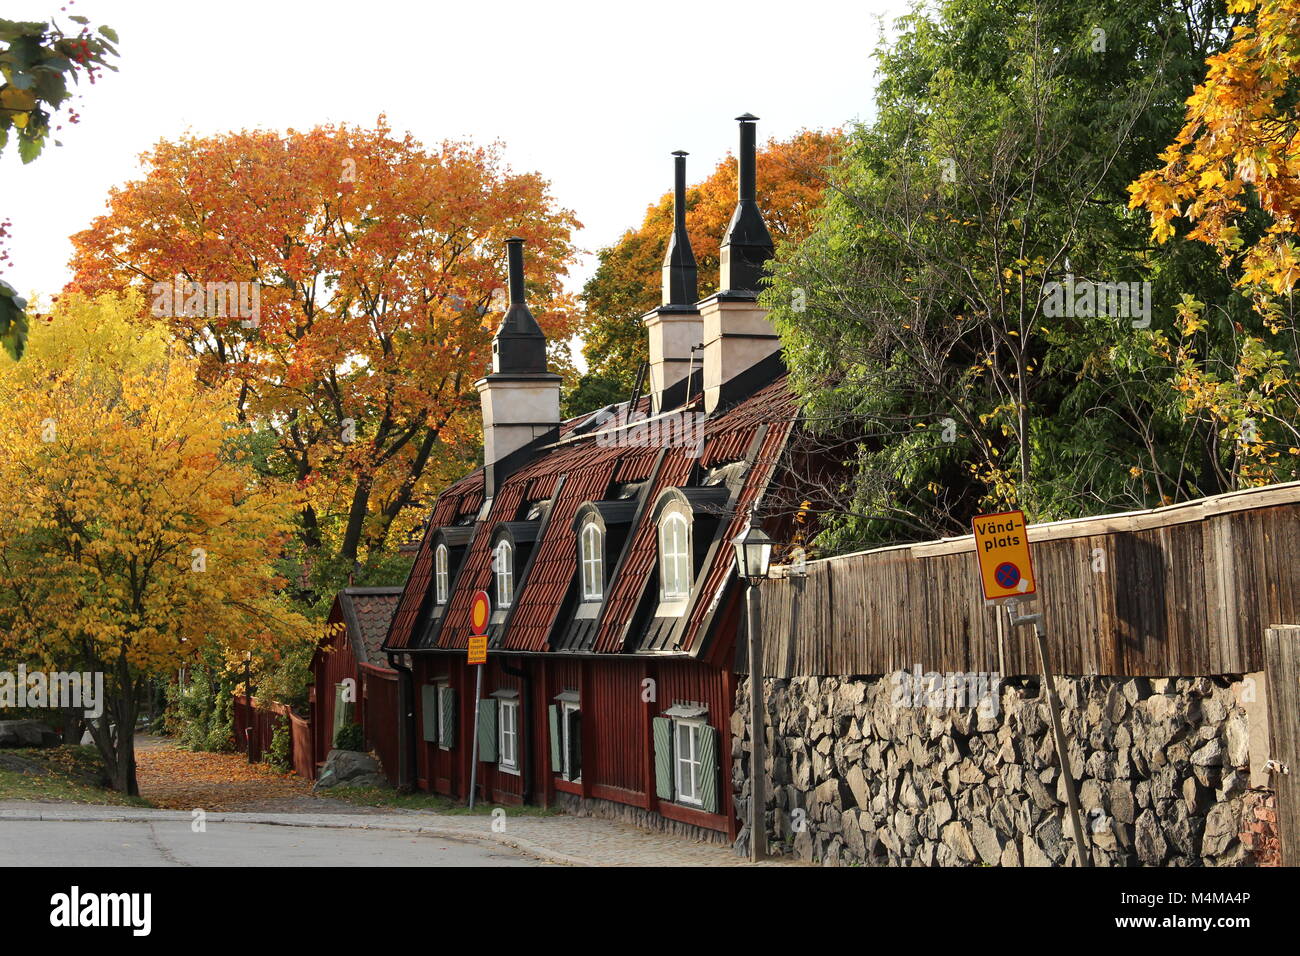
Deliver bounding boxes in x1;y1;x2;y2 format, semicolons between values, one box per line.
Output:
494;539;514;608
658;510;691;602
435;543;449;605
580;519;604;602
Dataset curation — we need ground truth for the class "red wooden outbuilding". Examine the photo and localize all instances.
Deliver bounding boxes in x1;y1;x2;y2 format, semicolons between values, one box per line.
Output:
310;586;403;782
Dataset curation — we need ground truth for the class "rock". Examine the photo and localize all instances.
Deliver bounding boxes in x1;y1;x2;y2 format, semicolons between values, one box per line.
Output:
1201;802;1239;858
846;766;869;809
941;821;978;863
1022;834;1053;867
313;749;388;791
0;720;60;748
970;818;1003;866
1135;810;1168;865
1191;739;1223;767
1224;713;1249;769
1108;781;1136;824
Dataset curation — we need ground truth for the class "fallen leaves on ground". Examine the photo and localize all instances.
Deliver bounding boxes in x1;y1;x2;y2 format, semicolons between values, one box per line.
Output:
135;738;316;811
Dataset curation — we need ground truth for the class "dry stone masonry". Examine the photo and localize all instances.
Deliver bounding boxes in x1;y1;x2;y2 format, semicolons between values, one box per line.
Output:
732;673;1271;866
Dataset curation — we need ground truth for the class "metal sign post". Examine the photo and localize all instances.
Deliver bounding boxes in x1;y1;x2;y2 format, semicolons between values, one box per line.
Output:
466;590;491;810
1005;598;1092;867
467;663;483;810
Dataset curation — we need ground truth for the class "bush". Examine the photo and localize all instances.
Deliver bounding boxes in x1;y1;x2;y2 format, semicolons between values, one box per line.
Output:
164;667;236;753
266;716;293;772
334;722;365;752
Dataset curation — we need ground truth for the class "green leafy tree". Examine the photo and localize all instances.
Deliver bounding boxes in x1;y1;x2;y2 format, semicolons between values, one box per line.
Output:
767;0;1243;551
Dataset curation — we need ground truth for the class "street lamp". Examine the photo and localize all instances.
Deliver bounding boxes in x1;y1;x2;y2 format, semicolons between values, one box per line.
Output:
732;524;772;862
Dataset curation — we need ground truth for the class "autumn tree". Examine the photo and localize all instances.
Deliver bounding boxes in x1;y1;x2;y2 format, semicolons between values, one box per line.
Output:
0;291;318;793
1129;0;1300;487
0;10;119;360
568;130;841;414
68;120;581;598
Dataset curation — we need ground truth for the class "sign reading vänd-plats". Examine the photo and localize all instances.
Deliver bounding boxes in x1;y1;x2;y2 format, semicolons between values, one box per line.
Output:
971;509;1036;601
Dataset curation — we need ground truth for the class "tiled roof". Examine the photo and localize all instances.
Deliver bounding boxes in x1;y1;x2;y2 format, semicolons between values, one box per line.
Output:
384;375;798;657
338;587;404;664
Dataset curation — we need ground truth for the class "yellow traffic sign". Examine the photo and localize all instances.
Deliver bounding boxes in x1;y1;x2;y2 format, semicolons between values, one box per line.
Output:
971;509;1036;601
467;635;488;666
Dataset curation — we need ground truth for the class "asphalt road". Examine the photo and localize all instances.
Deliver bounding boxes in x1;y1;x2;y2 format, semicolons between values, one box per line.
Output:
0;818;545;867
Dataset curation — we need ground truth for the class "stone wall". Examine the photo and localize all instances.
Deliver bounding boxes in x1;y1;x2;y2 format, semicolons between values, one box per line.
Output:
732;673;1278;866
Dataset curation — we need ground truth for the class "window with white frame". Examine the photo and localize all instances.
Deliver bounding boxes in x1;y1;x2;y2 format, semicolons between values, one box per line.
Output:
436;682;454;750
494;539;514;608
674;718;704;807
580;519;604;601
561;701;581;781
498;698;519;773
434;543;449;605
658;511;691;601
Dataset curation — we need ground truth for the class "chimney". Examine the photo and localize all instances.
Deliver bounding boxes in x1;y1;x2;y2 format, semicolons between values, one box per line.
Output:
718;113;774;295
641;150;703;414
699;114;781;413
477;237;561;498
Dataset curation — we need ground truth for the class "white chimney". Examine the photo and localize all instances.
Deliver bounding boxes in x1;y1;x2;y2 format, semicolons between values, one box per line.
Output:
476;237;561;496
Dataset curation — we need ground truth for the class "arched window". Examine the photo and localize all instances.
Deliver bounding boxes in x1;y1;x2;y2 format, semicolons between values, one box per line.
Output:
434;543;449;605
658;511;691;601
494;539;514;608
580;520;604;602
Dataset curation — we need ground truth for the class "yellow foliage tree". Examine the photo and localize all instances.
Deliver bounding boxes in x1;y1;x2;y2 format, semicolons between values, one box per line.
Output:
1129;0;1300;486
0;292;319;793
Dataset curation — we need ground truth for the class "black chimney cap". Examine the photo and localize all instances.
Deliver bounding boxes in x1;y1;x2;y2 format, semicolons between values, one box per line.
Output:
492;236;548;374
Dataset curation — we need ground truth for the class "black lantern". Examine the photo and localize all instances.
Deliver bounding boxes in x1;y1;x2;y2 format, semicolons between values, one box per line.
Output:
731;526;773;582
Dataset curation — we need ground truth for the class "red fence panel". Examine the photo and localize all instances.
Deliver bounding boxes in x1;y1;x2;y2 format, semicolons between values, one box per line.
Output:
360;664;399;785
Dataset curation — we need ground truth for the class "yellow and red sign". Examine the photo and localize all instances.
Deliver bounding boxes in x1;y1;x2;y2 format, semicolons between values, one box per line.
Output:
971;510;1036;601
468;589;490;664
467;635;488;666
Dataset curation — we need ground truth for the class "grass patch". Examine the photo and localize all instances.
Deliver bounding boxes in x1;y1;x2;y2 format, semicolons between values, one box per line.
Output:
0;746;151;806
326;786;558;816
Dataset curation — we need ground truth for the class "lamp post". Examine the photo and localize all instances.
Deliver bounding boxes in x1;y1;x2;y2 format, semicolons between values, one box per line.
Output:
243;651;254;764
732;525;772;862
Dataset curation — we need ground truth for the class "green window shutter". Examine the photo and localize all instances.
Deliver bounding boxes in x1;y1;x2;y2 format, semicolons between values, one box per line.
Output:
652;717;674;801
420;685;438;743
548;705;562;771
477;699;498;763
698;724;719;814
567;710;582;780
439;687;456;748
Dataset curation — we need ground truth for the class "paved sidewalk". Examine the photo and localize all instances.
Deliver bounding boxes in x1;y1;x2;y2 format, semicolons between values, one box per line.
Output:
0;801;794;867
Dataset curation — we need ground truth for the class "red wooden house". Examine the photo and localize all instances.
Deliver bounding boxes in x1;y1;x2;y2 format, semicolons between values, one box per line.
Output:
311;586;403;781
382;116;808;842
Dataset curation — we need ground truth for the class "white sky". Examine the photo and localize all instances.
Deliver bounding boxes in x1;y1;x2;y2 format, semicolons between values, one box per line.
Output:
3;0;908;332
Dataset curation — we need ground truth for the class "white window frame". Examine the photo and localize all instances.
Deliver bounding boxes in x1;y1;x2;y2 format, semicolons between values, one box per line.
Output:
434;543;449;605
498;698;519;774
494;539;514;608
674;718;704;807
436;681;453;750
658;511;691;602
561;701;581;782
580;519;604;602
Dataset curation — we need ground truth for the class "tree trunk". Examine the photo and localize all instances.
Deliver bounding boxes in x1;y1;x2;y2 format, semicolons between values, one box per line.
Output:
87;660;140;795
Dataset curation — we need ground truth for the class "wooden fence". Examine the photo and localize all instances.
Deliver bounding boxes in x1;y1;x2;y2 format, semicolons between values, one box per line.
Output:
232;695;313;779
753;482;1300;679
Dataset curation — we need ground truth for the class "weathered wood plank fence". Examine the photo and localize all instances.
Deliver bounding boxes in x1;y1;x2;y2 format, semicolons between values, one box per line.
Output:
754;482;1300;678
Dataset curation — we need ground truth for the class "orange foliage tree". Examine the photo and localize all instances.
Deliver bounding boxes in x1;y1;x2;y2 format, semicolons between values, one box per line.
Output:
68;119;581;591
1129;0;1300;485
571;129;842;411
